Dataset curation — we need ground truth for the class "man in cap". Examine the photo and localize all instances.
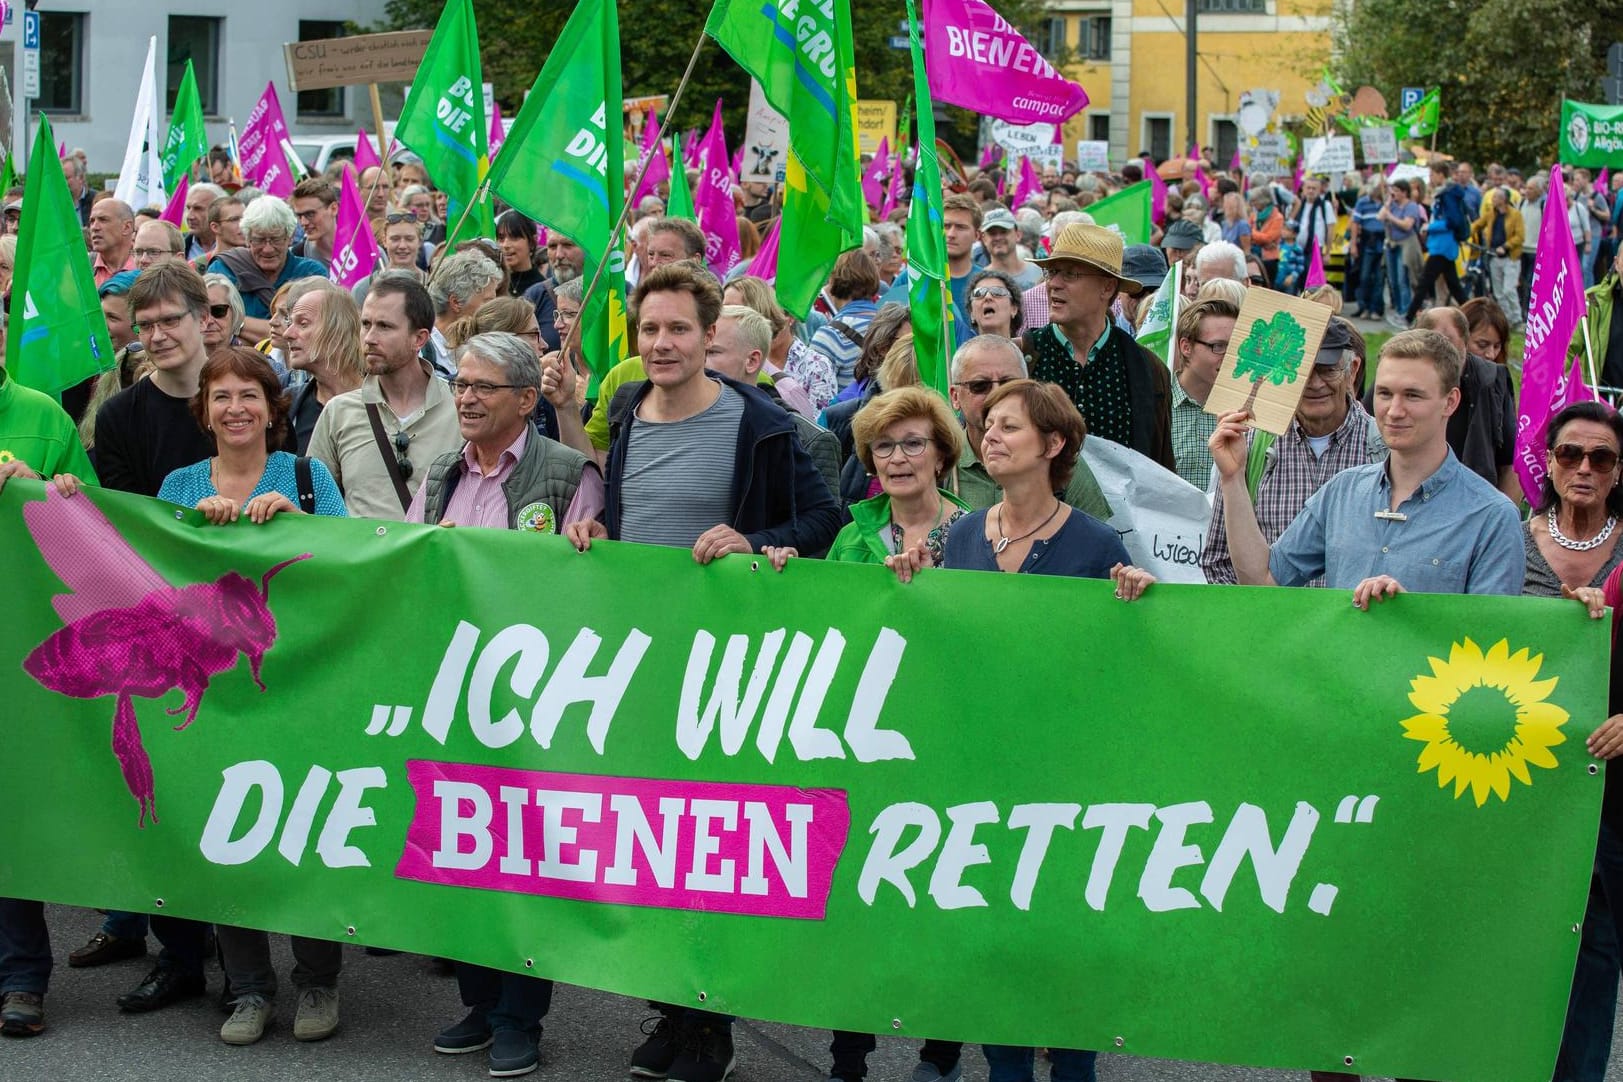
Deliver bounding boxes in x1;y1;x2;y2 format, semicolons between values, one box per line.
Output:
1200;316;1387;585
1021;223;1174;469
1160;218;1205;266
979;206;1041;291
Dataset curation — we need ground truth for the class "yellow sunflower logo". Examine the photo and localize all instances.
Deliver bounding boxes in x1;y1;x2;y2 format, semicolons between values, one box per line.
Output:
1401;638;1569;806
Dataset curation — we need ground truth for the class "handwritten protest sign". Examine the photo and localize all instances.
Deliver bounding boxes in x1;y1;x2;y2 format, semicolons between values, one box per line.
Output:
1075;140;1110;172
1205;287;1332;434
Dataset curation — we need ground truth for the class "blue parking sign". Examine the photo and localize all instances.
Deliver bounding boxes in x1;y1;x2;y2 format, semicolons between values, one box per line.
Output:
22;10;39;50
1400;87;1423;112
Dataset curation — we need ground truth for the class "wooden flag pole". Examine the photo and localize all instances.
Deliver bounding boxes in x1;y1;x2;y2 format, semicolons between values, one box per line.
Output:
369;84;389;164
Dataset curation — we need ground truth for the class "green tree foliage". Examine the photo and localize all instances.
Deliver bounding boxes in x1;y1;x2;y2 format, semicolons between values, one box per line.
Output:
376;0;1056;156
1333;0;1623;167
1232;311;1306;412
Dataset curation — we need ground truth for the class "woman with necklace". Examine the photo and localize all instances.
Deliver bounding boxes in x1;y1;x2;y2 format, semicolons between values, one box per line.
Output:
1524;402;1623;598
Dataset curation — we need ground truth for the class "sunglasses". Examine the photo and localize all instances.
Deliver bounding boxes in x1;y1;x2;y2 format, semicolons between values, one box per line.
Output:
393;429;414;481
208;303;232;320
971;286;1011;299
953;376;1020;396
385;212;419;225
1552;444;1620;472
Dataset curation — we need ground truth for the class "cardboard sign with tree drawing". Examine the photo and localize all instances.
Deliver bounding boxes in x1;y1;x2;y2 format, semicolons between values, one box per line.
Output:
1203;289;1332;435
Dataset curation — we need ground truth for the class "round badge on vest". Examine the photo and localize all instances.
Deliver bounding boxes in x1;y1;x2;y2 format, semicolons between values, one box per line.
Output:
516;501;557;534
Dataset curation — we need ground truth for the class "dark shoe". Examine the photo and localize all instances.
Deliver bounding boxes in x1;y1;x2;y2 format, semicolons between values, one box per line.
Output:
630;1014;680;1078
0;992;44;1037
116;966;205;1013
435;1007;494;1054
488;1028;540;1077
667;1023;736;1082
68;931;147;968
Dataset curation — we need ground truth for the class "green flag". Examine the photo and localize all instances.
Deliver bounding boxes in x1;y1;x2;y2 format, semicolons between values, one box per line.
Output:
1136;259;1182;369
902;0;949;398
665;138;695;221
161;60;208;189
0;153;16;201
1393;87;1440;142
485;0;626;382
7;116;114;395
1087;182;1153;245
705;0;864;318
395;0;493;246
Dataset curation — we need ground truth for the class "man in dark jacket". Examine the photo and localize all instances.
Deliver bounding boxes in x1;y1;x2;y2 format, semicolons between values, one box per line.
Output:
564;261;839;1082
1021;223;1175;470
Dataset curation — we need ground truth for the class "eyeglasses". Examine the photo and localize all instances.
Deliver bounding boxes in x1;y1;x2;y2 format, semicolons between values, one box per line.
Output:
1044;266;1104;284
953;377;1019;396
247;234;287;250
207;303;232;320
553;309;581;326
132;247;177;260
1552;444;1621;472
1192;337;1229;356
871;435;932;459
132;311;192;336
450;379;519;398
393;429;414;480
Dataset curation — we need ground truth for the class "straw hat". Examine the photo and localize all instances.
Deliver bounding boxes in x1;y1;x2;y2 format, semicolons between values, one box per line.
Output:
1032;223;1144;295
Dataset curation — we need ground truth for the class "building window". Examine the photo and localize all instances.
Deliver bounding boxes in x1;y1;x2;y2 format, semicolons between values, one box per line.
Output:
1089;113;1111;143
168;16;221;115
1041;16;1067;58
296;21;348;118
1198;0;1267;11
1145;116;1173;163
1081;16;1112;61
1211;119;1238;173
37;12;87;116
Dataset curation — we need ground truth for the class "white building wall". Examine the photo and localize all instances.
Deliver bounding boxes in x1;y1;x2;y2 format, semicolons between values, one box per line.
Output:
2;0;389;175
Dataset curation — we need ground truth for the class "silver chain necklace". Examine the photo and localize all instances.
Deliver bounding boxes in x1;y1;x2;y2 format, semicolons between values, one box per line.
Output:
1548;508;1619;552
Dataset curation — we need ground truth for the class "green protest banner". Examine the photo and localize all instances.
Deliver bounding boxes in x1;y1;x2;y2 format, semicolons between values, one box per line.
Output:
1562;100;1623;168
0;480;1606;1081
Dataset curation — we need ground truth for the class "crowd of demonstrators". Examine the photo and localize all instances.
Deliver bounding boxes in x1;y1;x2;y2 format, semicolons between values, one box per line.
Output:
5;135;1623;1082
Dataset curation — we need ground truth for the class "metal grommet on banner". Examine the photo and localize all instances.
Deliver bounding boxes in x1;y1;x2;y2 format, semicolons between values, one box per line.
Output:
1574;922;1583;933
346;926;356;937
1114;1037;1124;1048
1343;1056;1355;1067
154;898;165;908
174;511;184;520
750;561;759;572
1590;763;1601;775
891;1018;902;1030
375;525;388;536
524;959;534;969
697;991;707;1003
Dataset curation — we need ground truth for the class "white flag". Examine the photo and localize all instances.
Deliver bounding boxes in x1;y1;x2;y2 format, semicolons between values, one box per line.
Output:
113;38;166;211
1081;436;1213;583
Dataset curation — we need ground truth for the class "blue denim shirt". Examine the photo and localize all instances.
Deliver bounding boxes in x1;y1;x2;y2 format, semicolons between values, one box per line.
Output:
1268;450;1523;594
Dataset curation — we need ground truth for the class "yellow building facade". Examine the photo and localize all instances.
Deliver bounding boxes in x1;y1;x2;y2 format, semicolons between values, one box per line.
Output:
1043;0;1331;171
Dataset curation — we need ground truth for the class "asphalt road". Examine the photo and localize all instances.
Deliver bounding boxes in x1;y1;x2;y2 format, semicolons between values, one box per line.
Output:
0;905;1615;1082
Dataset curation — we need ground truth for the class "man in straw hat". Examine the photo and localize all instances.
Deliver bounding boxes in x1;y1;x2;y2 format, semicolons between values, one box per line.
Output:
1020;223;1175;469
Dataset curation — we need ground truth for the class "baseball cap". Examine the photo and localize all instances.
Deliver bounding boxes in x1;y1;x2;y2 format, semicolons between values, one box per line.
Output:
981;207;1017;232
1316;317;1353;367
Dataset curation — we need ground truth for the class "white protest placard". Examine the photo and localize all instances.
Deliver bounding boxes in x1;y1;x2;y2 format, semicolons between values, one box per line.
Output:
1387;162;1430;184
991;119;1056;157
1020;145;1063;174
1359;125;1399;165
1081;437;1212;584
1303;135;1355;177
1241;131;1293;176
742;79;789;184
1075;140;1110;172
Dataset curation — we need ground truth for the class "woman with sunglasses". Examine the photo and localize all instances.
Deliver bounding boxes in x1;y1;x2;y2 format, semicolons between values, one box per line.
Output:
966;268;1023;339
1525;401;1623;597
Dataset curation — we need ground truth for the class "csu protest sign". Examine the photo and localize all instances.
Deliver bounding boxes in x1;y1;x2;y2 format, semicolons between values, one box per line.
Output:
1562;100;1623;167
0;480;1605;1082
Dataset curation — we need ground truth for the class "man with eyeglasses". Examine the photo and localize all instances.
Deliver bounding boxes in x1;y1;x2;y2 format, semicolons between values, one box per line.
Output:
949;334;1110;521
1171;297;1238;489
132;220;186;271
88;199;137;285
1023;223;1174;469
291;178;339;266
206;197;326;342
309;276;462;520
1201;318;1385;584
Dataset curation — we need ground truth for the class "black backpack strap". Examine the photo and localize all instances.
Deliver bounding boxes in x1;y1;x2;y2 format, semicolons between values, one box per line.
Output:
294;456;316;514
829;319;864;348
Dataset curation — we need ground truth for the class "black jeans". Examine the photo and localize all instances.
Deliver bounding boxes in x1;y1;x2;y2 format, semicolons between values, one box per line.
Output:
1405;254;1466;320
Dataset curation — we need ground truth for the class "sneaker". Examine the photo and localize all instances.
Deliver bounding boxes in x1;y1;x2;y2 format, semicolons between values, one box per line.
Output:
667;1023;735;1082
0;992;44;1038
220;995;273;1046
435;1007;494;1054
1385;312;1408;330
292;986;339;1042
909;1063;963;1082
488;1027;540;1077
630;1014;679;1078
68;931;147;968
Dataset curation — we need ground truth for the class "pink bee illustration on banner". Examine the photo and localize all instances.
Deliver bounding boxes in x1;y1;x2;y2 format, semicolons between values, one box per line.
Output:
20;486;311;827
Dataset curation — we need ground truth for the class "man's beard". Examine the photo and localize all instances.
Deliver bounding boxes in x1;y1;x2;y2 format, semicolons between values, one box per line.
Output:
553;263;581;284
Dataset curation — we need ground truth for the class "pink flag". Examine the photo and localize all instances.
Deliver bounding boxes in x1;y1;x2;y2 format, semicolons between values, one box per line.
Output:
1515;165;1595;503
694;104;743;278
1190;145;1212;200
630;115;671;207
862;136;890;212
58;141;67;160
979;142;1001;171
239;82;294;198
747;217;780;281
1291;157;1304;194
880;148;906;220
1149;163;1168;222
1228;149;1241;172
1303;239;1326;289
329;166;381;290
489;102;506;161
922;0;1087;125
1013;155;1043;207
354;130;382;172
1599;167;1611;193
160;176;188;226
730;144;744;182
683;129;701;169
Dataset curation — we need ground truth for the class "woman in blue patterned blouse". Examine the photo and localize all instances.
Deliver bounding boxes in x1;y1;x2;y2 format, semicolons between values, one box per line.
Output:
157;347;346;522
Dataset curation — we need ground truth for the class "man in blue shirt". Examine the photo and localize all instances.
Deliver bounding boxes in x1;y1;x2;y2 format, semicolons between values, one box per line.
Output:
1210;329;1523;604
